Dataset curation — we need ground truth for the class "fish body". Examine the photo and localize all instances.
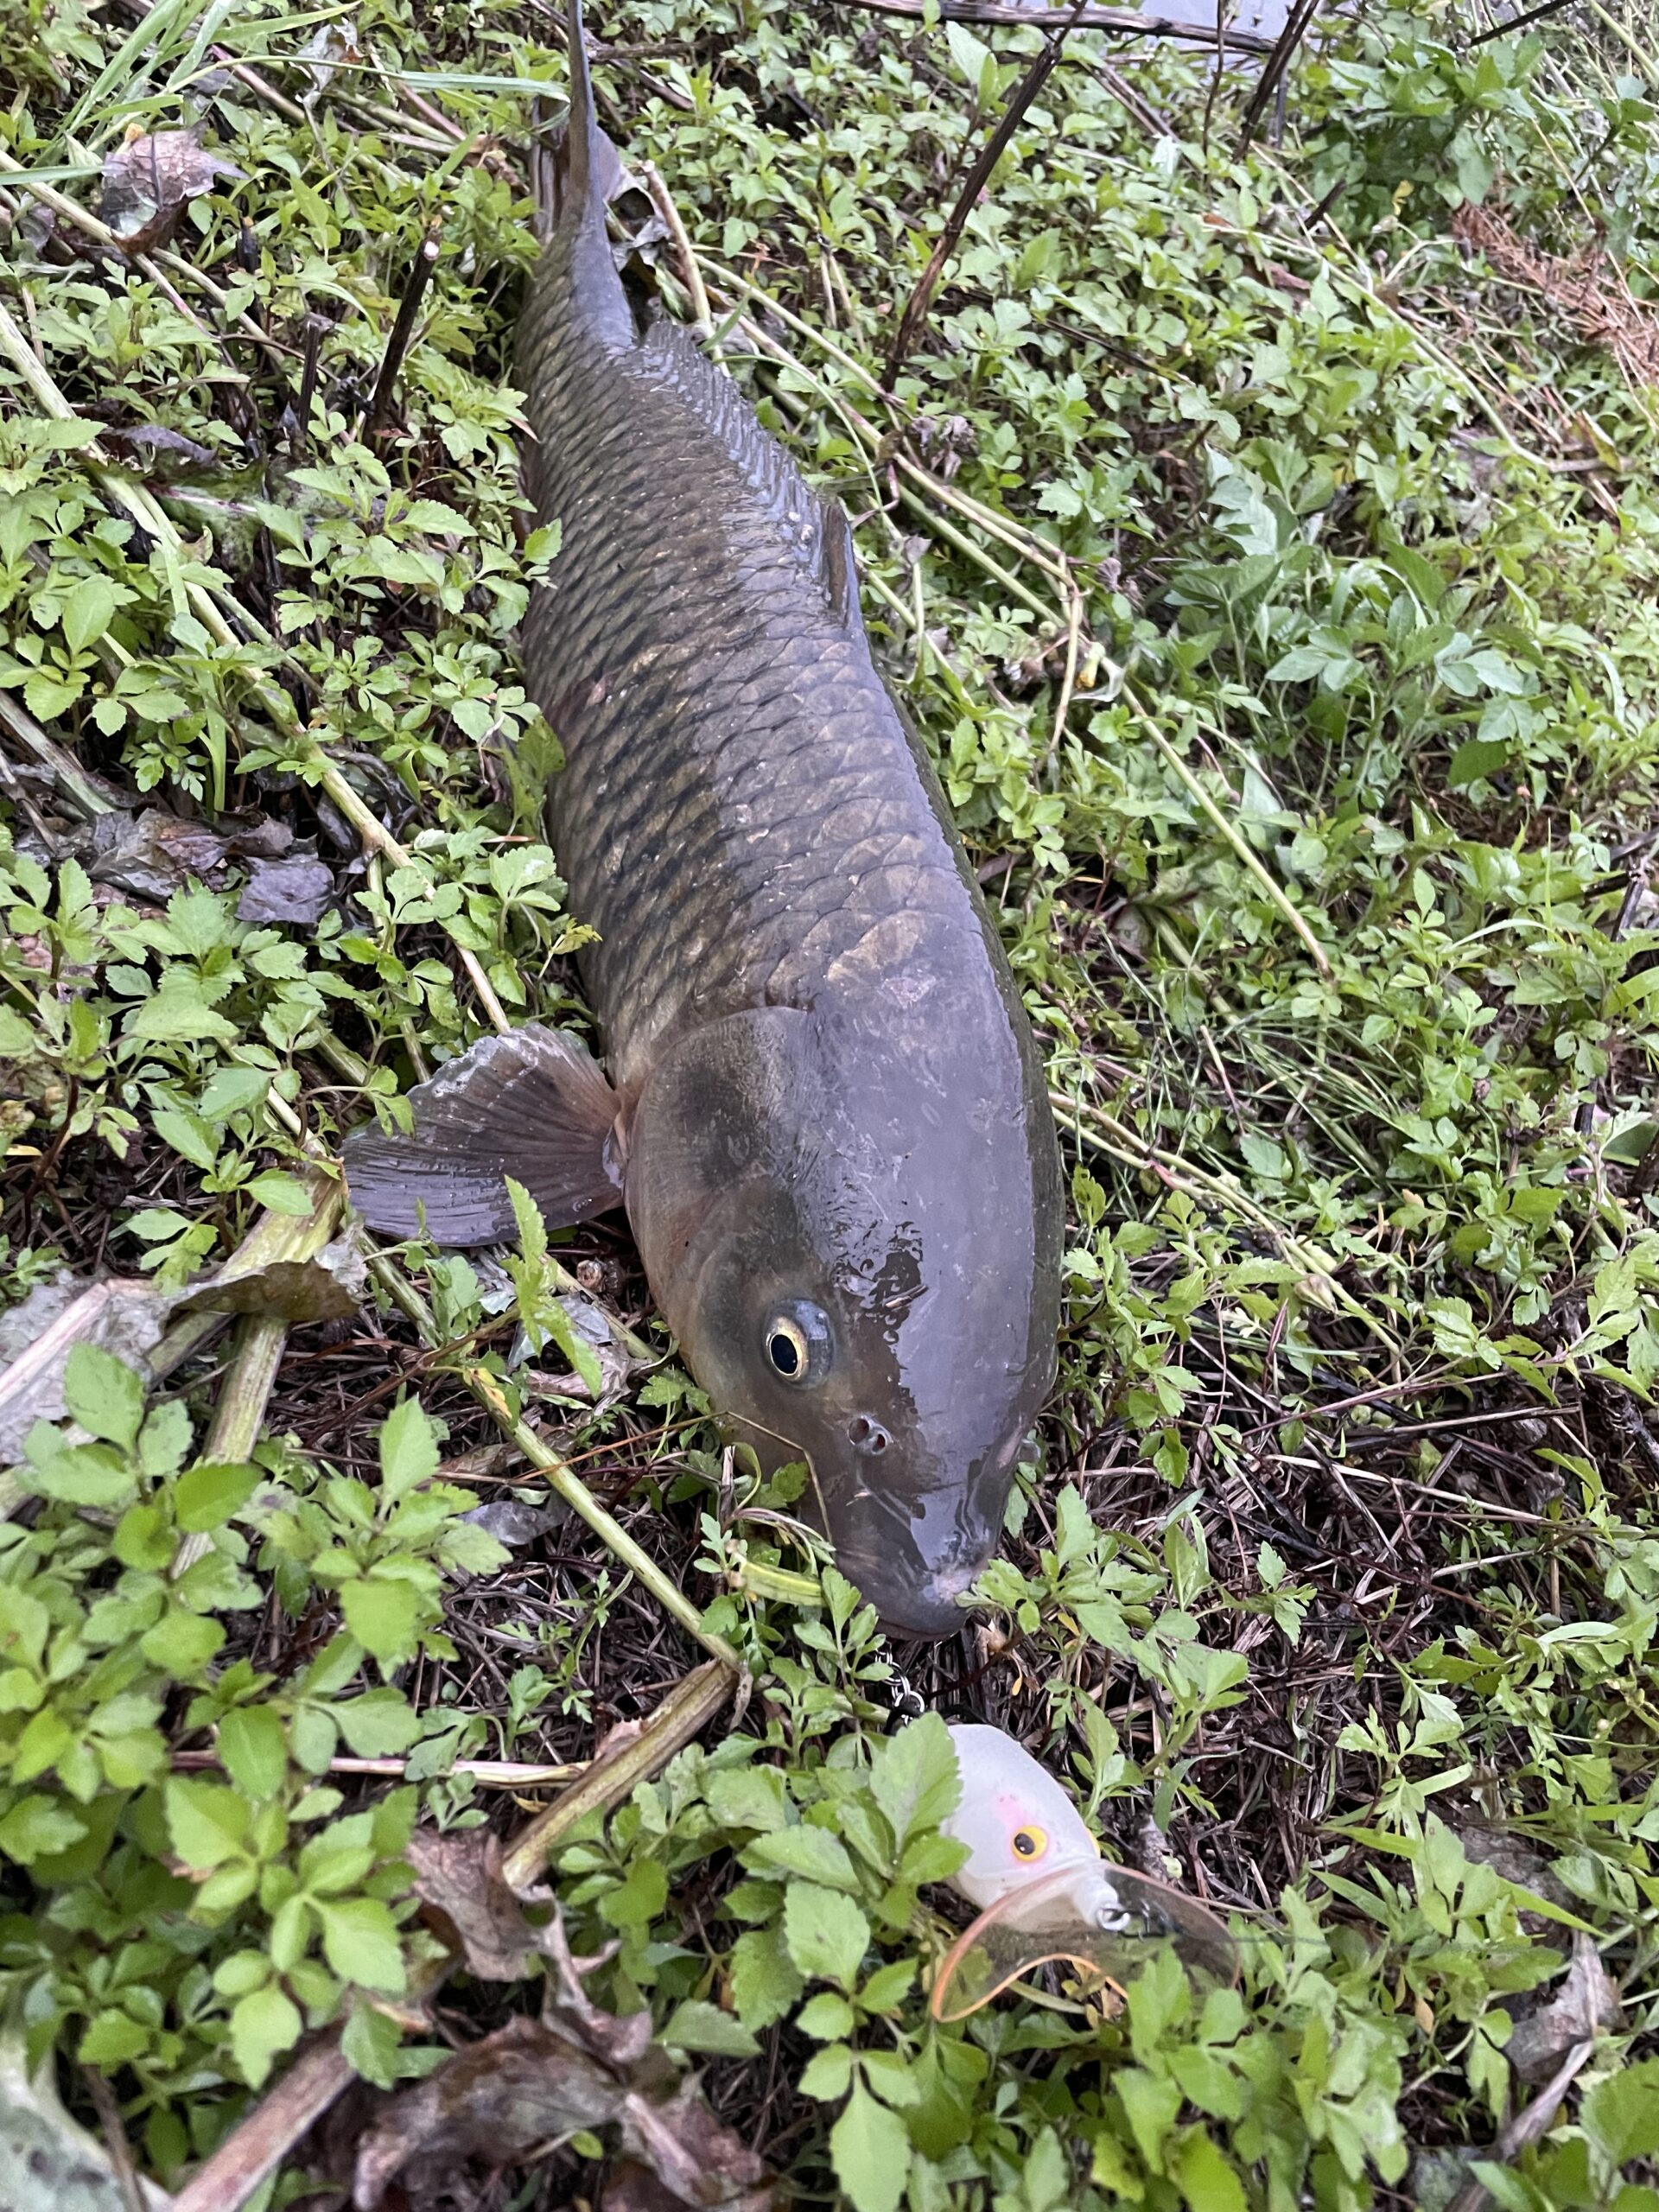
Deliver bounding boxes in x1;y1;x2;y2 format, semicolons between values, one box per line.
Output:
345;0;1062;1637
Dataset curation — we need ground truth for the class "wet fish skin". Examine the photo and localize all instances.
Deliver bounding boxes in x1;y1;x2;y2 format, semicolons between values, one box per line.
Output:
353;0;1063;1637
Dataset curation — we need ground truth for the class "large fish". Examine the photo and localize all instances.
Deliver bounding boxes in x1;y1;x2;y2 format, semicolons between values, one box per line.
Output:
343;0;1063;1637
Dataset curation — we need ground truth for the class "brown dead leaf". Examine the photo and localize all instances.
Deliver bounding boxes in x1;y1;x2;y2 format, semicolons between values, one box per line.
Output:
100;128;244;251
406;1828;540;1982
615;2076;776;2212
237;855;336;925
1507;1931;1620;2082
350;1917;777;2212
352;2017;623;2209
1454;201;1659;391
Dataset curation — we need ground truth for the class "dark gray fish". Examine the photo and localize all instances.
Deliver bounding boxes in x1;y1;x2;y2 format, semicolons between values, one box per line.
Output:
344;0;1063;1637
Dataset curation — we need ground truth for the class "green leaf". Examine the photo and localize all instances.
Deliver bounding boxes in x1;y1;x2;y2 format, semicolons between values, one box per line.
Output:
218;1705;288;1800
378;1395;439;1499
79;2009;152;2068
830;2082;910;2212
661;1999;760;2058
798;2043;855;2101
152;1105;219;1172
23;671;83;721
62;1342;144;1449
315;1896;406;1993
1173;2126;1248;2212
729;1923;803;2031
244;1172;316;1216
750;1824;860;1891
231;1983;302;2088
599;1854;669;1930
782;1882;869;1990
0;1793;89;1863
334;1688;422;1757
795;1992;857;2040
125;980;239;1044
1583;2059;1659;2168
341;1578;423;1666
174;1460;260;1531
1447;737;1510;790
60;573;118;654
199;1065;274;1121
165;1776;251;1869
869;1712;959;1847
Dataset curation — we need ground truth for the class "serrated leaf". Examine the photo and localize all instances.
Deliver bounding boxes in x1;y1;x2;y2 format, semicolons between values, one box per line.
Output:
334;1688;422;1757
830;2082;909;2212
218;1704;287;1799
316;1895;405;1993
661;1999;760;2057
62;1341;144;1449
782;1882;869;1990
869;1713;959;1847
341;1577;423;1665
165;1776;251;1868
174;1459;260;1531
378;1395;439;1499
0;1792;89;1863
231;1982;302;2088
60;573;118;654
729;1923;802;2031
751;1824;860;1891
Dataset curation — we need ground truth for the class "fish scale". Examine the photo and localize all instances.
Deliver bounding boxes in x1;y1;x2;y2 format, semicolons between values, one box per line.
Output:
516;258;984;1090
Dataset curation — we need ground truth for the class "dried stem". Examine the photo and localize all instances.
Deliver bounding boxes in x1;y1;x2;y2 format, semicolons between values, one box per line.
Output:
500;1658;737;1889
887;10;1080;381
366;219;443;435
842;0;1271;54
171;1171;345;1577
639;159;712;334
1122;692;1333;977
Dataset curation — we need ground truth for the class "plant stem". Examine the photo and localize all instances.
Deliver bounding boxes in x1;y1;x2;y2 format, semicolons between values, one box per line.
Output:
500;1658;738;1889
368;1257;741;1670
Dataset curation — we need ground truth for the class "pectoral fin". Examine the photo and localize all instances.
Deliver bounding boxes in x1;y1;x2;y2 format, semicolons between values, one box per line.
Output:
343;1026;625;1246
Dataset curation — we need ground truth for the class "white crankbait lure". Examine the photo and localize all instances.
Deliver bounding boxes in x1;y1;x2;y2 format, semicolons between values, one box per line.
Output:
932;1721;1236;2019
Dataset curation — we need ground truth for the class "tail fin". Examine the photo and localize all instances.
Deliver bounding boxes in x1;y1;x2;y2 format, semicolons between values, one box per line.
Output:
534;0;623;242
566;0;599;206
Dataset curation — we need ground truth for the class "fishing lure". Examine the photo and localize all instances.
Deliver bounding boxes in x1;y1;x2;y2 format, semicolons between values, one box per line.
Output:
934;1723;1236;2019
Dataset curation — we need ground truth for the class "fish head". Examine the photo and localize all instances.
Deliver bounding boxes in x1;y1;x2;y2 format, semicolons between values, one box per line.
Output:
624;1000;1059;1638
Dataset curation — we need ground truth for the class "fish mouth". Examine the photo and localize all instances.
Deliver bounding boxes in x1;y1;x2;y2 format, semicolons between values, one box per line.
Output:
853;1544;990;1643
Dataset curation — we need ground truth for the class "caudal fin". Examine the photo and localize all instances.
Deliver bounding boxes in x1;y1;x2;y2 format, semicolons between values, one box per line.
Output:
342;1026;625;1246
534;0;623;240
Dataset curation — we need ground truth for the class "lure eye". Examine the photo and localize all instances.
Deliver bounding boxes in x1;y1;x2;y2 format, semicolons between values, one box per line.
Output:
763;1301;831;1383
1010;1825;1048;1863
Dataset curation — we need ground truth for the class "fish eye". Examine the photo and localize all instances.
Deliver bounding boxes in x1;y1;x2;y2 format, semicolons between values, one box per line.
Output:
1011;1825;1048;1863
764;1300;831;1383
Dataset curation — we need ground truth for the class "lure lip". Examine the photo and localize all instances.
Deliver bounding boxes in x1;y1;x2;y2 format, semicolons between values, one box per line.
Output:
928;1860;1240;2024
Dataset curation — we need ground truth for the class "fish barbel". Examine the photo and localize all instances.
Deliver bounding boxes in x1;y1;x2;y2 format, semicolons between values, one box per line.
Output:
344;0;1063;1636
